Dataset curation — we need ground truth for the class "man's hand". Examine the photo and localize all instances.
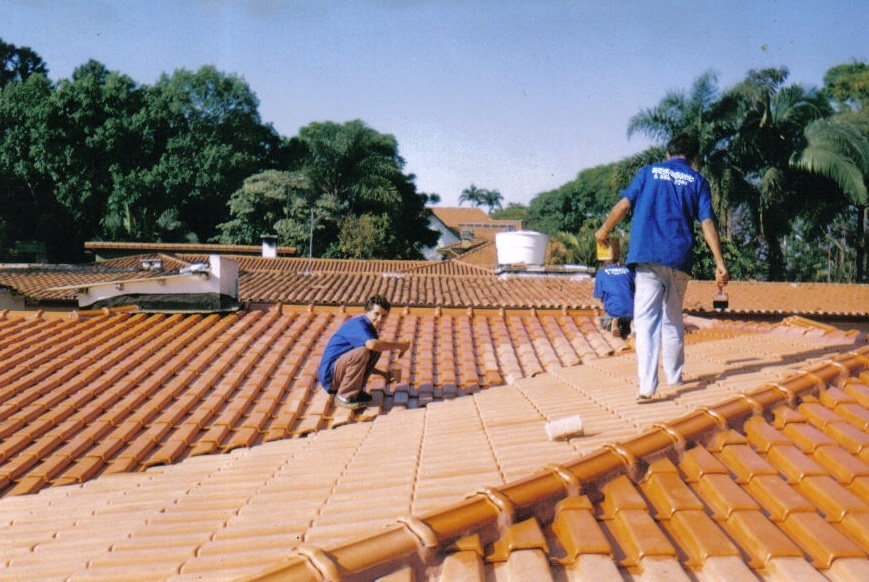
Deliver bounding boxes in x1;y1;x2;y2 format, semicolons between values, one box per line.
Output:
716;265;729;287
594;227;610;246
397;340;410;357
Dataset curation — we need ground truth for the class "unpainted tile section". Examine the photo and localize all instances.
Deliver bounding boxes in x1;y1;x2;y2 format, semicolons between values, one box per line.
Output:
0;305;627;498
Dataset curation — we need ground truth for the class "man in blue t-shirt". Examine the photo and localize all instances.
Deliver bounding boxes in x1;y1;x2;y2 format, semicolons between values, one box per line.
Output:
593;246;635;338
317;295;410;409
595;133;728;403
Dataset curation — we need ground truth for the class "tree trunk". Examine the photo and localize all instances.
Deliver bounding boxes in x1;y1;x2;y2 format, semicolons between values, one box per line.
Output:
858;204;867;282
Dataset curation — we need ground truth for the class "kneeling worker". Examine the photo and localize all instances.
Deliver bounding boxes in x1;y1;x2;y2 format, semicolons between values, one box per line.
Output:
317;295;410;410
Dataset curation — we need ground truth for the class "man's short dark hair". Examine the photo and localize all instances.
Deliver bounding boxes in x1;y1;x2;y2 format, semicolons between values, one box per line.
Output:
667;133;700;162
365;294;391;312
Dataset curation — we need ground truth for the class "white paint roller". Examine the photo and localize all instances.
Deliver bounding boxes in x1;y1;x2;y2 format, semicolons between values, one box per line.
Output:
545;414;584;441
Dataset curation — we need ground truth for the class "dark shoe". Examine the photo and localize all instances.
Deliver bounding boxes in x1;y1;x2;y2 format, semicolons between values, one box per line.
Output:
355;391;373;403
335;395;366;410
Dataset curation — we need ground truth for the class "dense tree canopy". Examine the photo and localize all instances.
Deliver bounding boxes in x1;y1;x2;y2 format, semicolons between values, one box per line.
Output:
217;120;439;259
1;39;47;88
0;34;865;276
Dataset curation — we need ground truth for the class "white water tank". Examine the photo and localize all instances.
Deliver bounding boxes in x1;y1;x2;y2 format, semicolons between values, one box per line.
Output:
496;230;549;265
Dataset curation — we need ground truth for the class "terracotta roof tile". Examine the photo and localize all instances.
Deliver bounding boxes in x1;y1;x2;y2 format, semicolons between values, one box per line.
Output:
1;251;869;580
4;335;869;580
3;252;869;319
0;305;641;498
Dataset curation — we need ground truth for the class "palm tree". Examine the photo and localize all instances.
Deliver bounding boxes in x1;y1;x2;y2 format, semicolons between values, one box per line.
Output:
459;184;502;213
628;70;724;147
722;68;833;280
792;111;869;280
626;70;742;236
459;184;484;207
480;188;503;213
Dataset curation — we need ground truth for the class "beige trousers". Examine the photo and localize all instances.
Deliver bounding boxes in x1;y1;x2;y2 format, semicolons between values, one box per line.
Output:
331;346;382;399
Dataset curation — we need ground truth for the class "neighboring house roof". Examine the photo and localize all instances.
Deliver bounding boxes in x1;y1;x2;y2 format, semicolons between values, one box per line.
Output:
685;280;869;318
430;206;523;241
4;254;868;318
84;241;299;258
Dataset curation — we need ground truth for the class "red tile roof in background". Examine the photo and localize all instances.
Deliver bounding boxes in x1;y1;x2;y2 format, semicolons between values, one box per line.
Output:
430;207;524;241
3;253;868;318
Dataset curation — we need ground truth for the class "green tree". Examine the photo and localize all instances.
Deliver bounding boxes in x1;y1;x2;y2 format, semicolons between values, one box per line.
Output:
490;202;527;223
122;65;283;243
724;68;834;280
791;111;869;280
459;184;502;213
0;38;48;88
221;120;438;259
216;169;338;253
823;62;869;112
0;72;55;259
480;188;503;213
36;60;146;259
333;213;397;259
459;184;485;207
526;164;617;235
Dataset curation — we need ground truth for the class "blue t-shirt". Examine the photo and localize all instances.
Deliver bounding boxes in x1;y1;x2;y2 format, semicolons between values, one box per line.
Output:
594;265;635;318
317;315;378;391
622;157;715;274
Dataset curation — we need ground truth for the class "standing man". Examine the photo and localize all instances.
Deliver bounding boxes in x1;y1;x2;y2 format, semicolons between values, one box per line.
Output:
595;133;728;403
317;295;410;410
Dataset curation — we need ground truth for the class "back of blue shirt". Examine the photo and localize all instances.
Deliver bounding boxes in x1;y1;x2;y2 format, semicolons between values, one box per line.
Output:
317;315;378;391
594;265;635;318
622;157;715;274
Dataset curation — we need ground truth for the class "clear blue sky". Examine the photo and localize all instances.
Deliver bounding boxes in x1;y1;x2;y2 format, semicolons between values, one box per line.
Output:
3;0;866;207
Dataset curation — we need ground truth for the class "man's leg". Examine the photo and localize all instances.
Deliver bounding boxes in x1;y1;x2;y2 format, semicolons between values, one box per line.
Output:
332;347;382;400
661;267;690;385
633;264;664;397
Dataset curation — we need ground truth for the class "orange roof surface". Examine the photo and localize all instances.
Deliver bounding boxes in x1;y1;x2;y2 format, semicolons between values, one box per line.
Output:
0;304;630;499
0;248;869;580
0;312;865;580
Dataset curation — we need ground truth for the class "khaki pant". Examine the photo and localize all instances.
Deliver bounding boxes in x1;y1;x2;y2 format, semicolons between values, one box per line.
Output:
332;346;382;399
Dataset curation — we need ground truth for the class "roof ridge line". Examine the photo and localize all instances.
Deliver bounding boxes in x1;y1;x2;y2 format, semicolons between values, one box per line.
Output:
243;344;869;581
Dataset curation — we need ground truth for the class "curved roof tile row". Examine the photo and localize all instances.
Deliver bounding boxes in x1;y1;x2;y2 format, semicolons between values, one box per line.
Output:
239;271;598;308
2;253;869;318
250;344;869;581
0;305;625;498
0;331;865;581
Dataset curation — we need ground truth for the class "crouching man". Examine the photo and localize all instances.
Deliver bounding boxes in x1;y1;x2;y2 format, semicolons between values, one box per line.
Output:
317;295;410;410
